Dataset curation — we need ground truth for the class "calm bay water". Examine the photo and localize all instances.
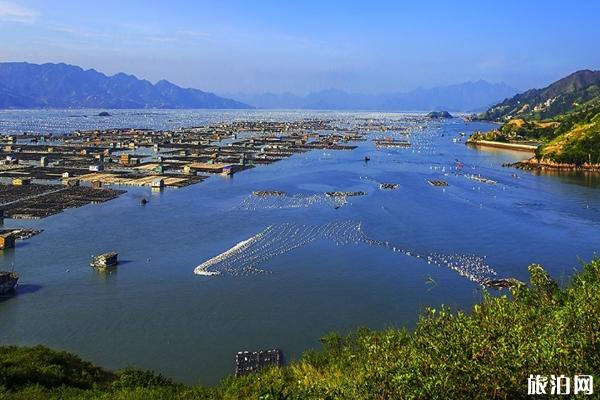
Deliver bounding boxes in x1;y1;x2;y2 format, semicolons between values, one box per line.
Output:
0;110;599;385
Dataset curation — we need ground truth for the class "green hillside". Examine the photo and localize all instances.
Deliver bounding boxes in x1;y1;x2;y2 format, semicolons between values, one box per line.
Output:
472;70;600;166
537;112;600;165
2;259;599;399
478;70;600;122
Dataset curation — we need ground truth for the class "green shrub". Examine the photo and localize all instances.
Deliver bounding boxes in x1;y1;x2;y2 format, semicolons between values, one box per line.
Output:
0;345;113;391
112;368;178;390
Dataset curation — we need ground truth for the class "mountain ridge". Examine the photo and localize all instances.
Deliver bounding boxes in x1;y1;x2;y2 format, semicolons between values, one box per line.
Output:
0;62;251;109
225;80;517;112
477;69;600;121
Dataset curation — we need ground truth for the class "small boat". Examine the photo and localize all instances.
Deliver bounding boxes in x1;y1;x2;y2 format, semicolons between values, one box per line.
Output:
0;271;19;294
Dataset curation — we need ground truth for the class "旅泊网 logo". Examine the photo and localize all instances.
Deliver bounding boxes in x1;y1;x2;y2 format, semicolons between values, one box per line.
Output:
527;374;594;395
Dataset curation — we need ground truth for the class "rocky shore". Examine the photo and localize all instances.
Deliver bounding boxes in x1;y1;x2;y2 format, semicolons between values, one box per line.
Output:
508;158;600;172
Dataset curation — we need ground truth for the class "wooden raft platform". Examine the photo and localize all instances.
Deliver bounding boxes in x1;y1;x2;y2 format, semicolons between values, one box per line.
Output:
235;349;282;377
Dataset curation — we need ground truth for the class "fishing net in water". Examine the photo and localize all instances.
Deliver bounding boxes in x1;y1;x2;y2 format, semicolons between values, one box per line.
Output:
194;221;497;284
238;193;347;210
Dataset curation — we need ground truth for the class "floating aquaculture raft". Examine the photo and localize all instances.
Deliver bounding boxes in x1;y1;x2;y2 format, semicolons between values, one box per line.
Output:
235;349;282;377
428;179;448;187
90;252;118;270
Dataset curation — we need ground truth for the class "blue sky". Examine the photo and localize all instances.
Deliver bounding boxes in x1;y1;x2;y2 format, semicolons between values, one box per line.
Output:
1;0;599;94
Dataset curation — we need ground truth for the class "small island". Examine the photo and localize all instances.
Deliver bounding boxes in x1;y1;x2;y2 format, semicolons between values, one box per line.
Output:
426;111;453;119
97;111;111;117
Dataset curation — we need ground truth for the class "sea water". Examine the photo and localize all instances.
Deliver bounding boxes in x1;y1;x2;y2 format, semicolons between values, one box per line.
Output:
0;109;599;385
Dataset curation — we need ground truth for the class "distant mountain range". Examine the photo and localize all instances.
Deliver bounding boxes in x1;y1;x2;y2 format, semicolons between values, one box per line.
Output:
226;81;517;112
0;62;250;109
0;62;517;111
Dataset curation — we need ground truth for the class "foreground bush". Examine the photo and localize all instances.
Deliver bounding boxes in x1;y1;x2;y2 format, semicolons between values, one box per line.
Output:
1;259;599;399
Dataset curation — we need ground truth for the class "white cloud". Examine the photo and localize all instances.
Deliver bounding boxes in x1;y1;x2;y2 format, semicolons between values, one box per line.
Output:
147;35;179;43
0;1;38;23
47;25;112;39
177;30;211;39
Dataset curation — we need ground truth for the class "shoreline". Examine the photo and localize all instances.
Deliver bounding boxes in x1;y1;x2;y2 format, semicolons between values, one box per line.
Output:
466;138;538;153
467;138;600;173
510;158;600;172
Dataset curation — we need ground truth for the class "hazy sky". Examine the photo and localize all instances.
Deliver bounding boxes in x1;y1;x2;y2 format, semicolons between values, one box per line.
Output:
1;0;599;94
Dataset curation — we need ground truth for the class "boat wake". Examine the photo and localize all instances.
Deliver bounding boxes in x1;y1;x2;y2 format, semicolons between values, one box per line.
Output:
194;221;497;284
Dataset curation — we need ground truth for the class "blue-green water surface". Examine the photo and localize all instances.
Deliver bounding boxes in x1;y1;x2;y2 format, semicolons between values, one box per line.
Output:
0;110;598;385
